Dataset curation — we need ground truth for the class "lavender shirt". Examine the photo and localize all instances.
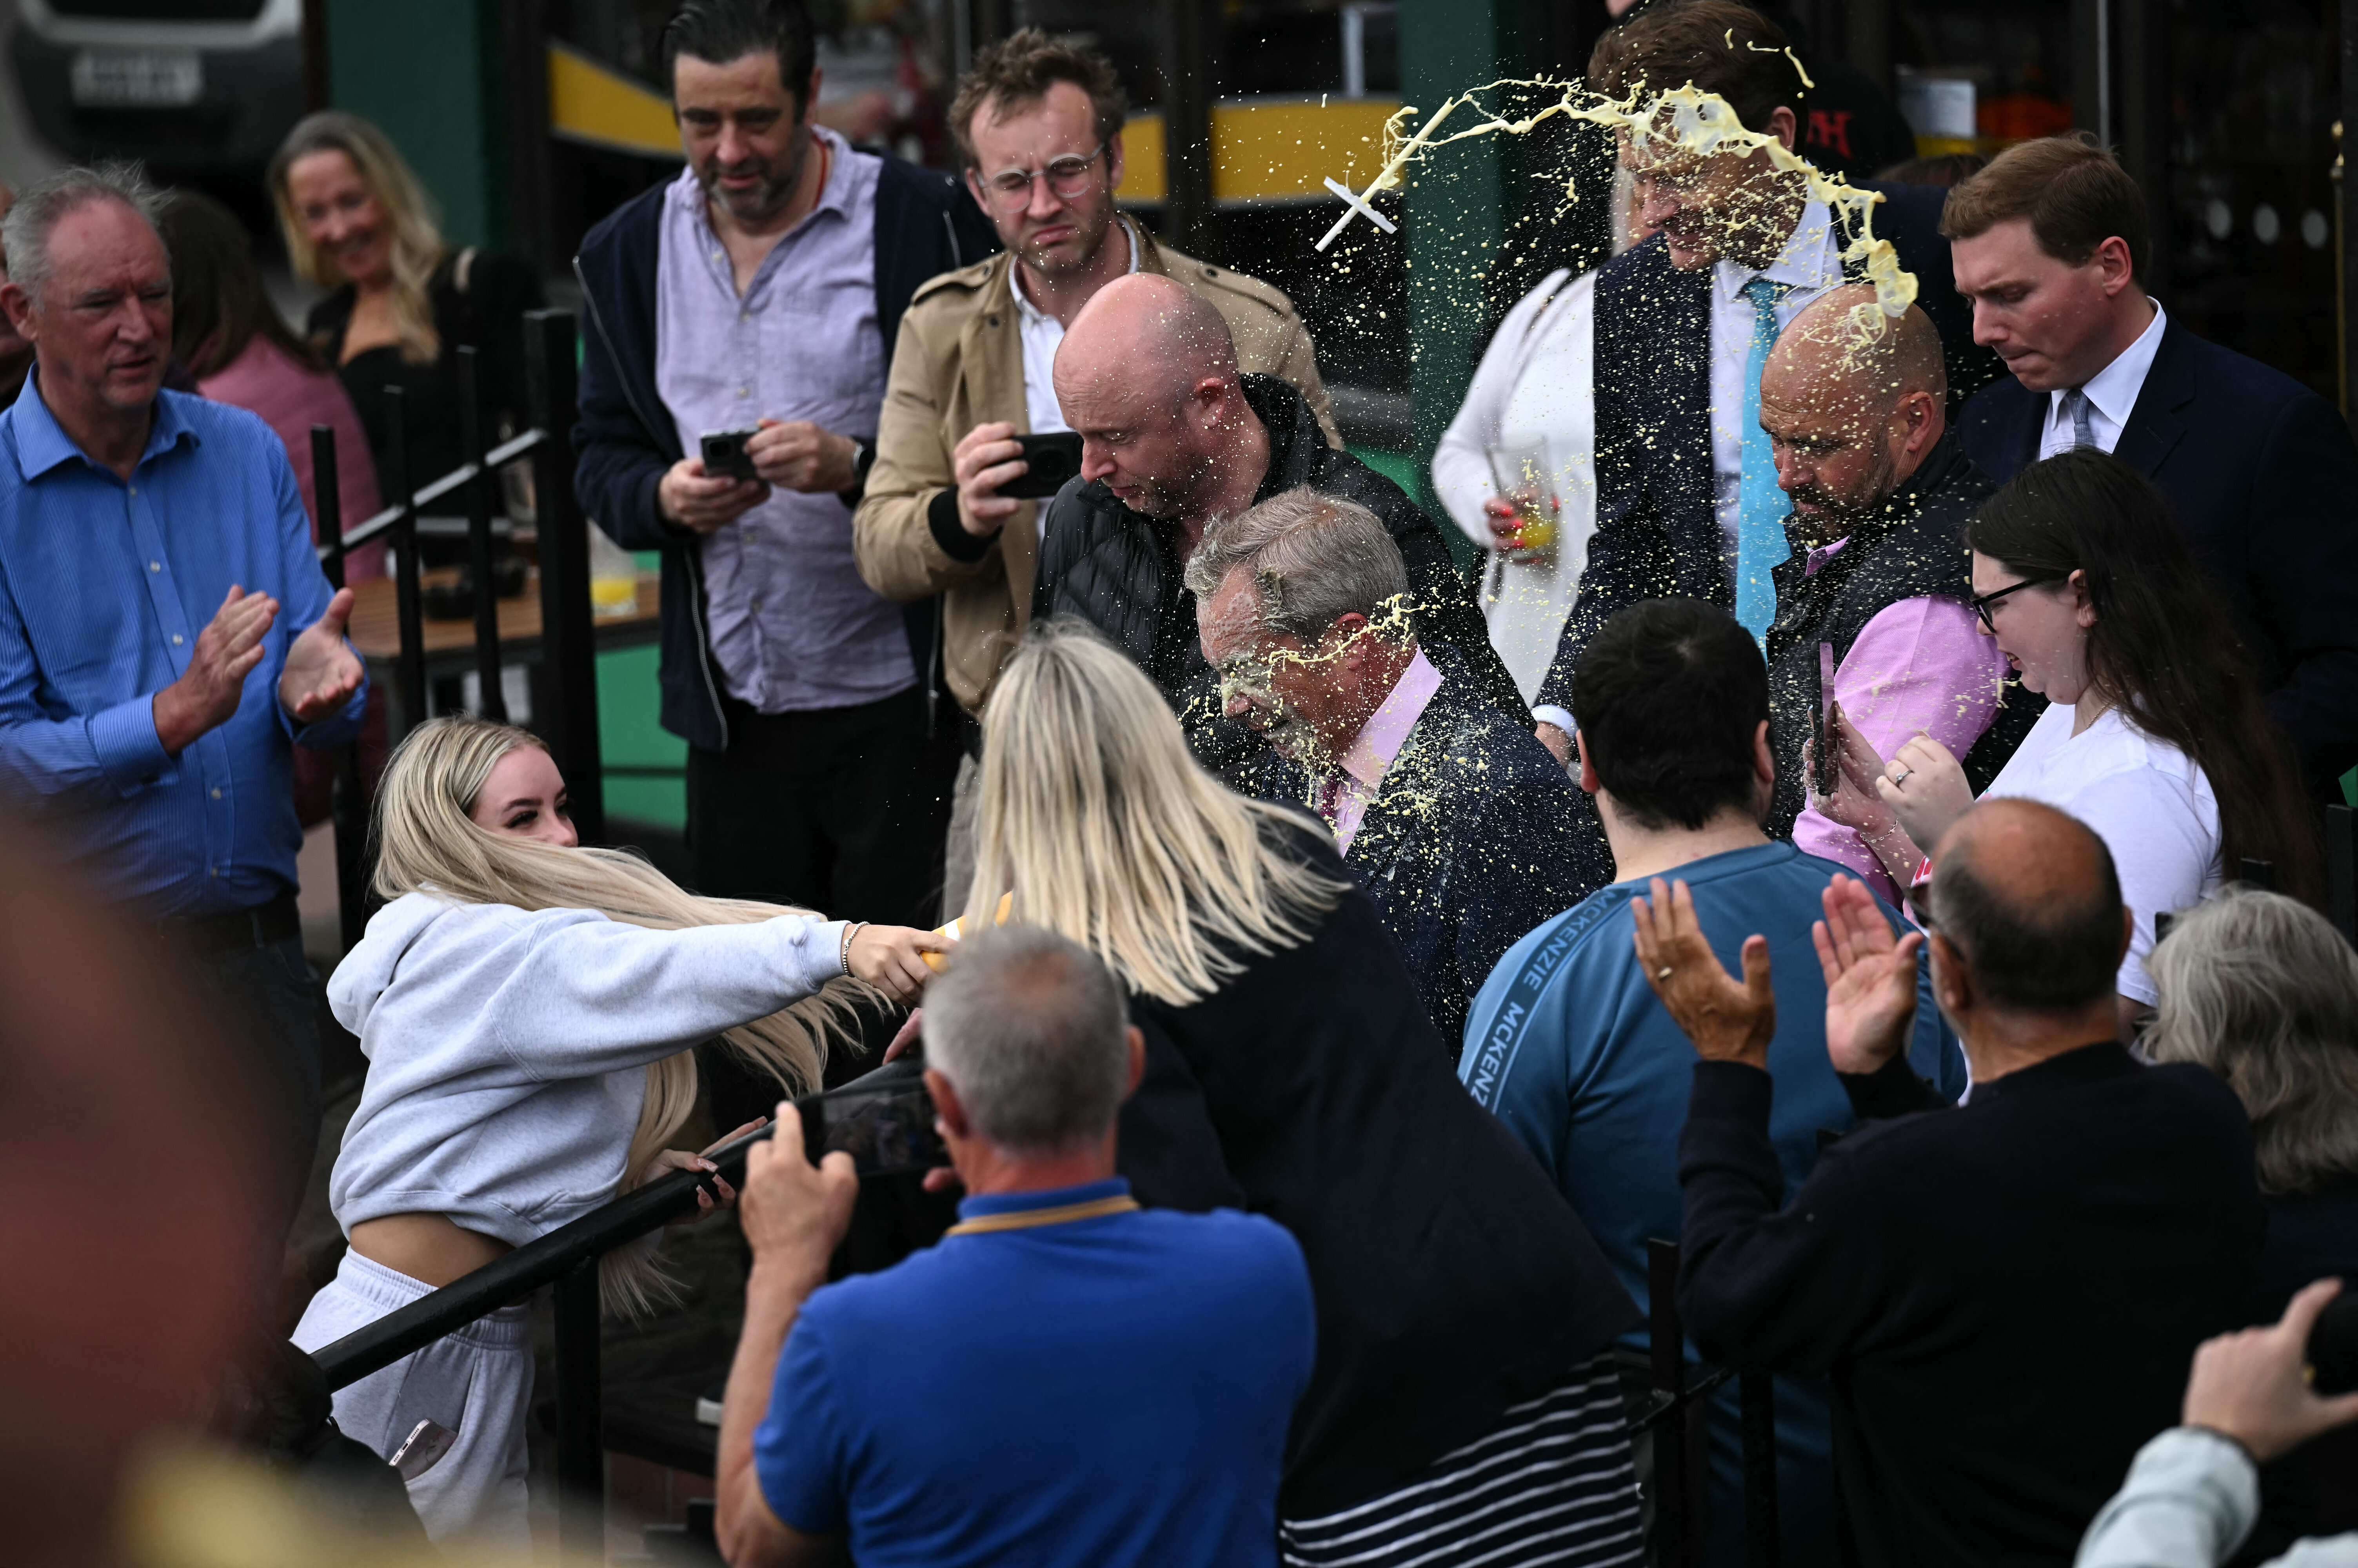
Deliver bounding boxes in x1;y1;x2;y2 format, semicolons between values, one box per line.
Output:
654;136;915;713
1790;539;2009;904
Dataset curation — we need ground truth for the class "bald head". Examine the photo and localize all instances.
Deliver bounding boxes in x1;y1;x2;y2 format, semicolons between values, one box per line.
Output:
1766;285;1944;411
1055;272;1236;410
1053;272;1261;523
1757;285;1947;532
1929;799;2129;1012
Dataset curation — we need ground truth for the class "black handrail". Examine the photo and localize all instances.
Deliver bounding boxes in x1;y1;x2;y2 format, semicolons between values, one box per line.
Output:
1640;1236;1779;1568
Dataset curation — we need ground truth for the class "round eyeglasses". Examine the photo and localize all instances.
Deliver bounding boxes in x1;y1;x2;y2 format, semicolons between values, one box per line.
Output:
977;143;1107;211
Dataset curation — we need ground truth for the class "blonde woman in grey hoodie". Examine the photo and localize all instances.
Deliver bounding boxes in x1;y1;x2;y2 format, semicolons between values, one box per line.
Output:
292;716;939;1546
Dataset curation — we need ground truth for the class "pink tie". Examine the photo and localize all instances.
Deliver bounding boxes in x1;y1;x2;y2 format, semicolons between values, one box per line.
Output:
1314;773;1348;831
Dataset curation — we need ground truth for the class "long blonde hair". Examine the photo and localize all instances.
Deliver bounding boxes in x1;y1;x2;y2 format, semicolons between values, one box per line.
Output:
966;621;1347;1006
374;716;858;1315
269;111;447;367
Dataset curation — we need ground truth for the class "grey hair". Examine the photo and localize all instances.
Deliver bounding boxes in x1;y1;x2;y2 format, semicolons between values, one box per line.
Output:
0;161;166;302
1181;486;1411;641
2145;885;2358;1195
921;922;1130;1156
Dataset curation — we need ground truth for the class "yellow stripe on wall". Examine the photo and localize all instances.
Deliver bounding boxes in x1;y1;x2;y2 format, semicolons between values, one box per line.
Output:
1117;98;1403;207
547;41;682;161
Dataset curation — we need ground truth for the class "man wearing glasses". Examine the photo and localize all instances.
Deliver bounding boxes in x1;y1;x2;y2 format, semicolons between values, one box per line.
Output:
851;29;1333;897
574;0;997;1068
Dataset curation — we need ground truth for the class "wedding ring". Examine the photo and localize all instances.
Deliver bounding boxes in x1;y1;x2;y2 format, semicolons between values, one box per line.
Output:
1890;765;1913;786
1656;966;1674;981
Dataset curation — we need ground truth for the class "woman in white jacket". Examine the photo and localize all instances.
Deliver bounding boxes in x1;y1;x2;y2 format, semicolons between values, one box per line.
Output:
291;716;938;1545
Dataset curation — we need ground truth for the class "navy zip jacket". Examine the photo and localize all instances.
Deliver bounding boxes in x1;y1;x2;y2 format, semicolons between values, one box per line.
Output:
572;159;998;752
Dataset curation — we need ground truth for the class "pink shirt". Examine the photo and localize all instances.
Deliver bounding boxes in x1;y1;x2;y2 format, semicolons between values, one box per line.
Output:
1317;648;1445;855
198;336;386;580
1789;539;2010;905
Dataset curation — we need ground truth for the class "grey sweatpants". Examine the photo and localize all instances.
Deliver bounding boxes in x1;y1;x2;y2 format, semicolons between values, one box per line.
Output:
292;1249;534;1547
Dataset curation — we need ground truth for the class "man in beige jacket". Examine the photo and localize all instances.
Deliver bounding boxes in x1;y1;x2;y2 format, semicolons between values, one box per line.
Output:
853;30;1335;734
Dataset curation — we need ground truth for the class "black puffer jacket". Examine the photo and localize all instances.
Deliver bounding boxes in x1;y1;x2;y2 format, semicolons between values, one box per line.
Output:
1031;375;1528;772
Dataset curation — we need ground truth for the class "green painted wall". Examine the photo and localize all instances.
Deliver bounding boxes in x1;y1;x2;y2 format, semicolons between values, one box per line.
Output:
323;0;508;249
1398;0;1518;570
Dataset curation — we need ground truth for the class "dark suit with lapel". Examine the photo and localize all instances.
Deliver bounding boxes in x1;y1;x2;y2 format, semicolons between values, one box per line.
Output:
1340;671;1604;1046
1960;317;2358;790
1534;184;1996;716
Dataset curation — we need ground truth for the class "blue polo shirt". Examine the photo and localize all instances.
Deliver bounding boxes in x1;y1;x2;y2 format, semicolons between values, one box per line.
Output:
1459;840;1965;1558
0;375;363;915
754;1178;1315;1568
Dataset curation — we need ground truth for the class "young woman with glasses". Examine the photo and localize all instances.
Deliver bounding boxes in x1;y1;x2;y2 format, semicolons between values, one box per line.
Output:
1816;448;2316;1027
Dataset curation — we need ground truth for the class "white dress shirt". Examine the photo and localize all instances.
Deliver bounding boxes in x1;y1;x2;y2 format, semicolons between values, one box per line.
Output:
1709;200;1848;555
2036;298;2168;459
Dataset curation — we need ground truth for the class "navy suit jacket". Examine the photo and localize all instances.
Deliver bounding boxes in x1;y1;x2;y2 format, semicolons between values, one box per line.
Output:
1340;672;1604;1046
1534;183;1996;714
1959;318;2358;790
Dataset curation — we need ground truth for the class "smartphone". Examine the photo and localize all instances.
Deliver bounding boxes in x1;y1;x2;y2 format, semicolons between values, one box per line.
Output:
1811;642;1840;797
391;1417;457;1482
699;427;760;483
1001;431;1085;499
797;1074;946;1177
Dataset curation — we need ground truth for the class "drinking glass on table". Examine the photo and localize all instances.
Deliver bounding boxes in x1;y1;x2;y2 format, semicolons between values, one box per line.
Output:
1485;439;1560;563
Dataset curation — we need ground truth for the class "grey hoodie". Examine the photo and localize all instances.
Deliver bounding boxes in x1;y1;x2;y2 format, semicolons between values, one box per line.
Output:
326;891;847;1247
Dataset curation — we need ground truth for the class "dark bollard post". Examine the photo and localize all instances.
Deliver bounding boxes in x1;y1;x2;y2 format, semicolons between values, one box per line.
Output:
311;425;369;954
1648;1237;1696;1568
1739;1370;1780;1568
525;310;605;845
553;1256;605;1559
2329;804;2356;944
382;386;427;736
456;346;508;722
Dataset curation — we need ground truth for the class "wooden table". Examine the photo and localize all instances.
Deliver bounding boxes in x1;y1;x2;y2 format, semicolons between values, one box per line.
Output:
347;568;661;734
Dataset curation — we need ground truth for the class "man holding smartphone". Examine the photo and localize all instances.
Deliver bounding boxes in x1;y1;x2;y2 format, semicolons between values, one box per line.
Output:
574;0;996;962
1750;287;2035;907
851;31;1334;894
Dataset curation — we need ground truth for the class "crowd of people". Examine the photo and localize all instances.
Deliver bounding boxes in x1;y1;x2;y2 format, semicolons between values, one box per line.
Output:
2;0;2357;1564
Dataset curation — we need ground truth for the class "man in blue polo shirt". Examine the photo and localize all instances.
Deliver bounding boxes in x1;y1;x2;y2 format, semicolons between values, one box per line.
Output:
717;922;1315;1568
1459;598;1963;1564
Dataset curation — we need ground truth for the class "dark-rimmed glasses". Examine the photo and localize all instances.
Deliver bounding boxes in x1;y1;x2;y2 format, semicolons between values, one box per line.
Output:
977;143;1107;211
1968;576;2061;635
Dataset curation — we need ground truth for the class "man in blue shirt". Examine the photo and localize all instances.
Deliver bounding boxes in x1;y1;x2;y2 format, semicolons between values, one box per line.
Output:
0;164;364;1236
718;922;1315;1568
1460;597;1963;1563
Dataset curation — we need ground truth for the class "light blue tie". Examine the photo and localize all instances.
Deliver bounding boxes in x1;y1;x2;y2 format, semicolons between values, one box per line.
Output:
1736;277;1792;648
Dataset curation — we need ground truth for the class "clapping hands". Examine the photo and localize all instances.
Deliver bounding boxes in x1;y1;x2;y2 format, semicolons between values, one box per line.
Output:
1813;875;1922;1076
1633;877;1776;1069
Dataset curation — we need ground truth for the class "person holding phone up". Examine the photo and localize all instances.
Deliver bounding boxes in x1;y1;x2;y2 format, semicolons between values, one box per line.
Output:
849;31;1334;896
1745;285;2037;907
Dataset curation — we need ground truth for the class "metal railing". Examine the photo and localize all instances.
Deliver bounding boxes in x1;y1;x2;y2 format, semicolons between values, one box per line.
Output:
309;309;606;953
1633;1236;1780;1568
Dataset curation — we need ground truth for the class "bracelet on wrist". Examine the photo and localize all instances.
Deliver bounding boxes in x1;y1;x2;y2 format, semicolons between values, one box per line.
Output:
839;921;864;977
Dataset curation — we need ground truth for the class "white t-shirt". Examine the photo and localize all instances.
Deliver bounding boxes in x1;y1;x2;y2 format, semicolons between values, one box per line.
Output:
1982;702;2222;1004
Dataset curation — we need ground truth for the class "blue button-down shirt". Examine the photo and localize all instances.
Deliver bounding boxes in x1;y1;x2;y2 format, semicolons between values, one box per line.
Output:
0;376;365;916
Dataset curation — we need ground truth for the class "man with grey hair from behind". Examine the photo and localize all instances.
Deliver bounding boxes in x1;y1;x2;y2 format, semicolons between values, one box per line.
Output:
0;161;367;1270
718;922;1316;1568
1192;485;1602;1044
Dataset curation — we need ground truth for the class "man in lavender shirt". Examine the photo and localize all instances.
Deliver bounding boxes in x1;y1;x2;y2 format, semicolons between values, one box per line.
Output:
1757;285;2041;905
1189;488;1592;1044
574;0;996;980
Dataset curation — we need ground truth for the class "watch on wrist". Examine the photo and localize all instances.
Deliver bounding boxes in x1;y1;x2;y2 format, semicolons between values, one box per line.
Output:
838;437;875;506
